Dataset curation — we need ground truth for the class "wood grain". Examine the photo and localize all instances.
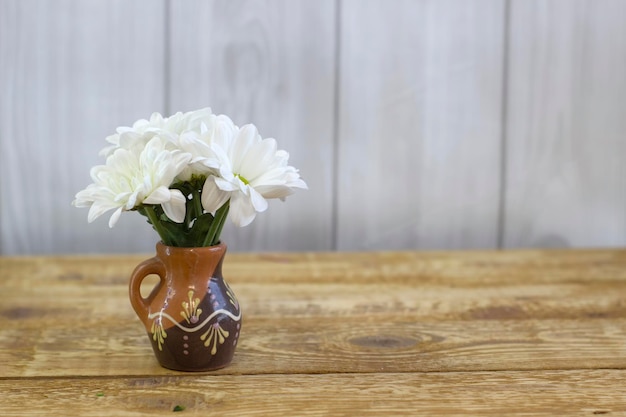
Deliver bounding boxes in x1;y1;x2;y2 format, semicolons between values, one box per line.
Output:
336;0;506;250
1;250;625;378
0;371;624;416
1;250;626;415
168;0;336;251
503;0;626;248
0;0;168;255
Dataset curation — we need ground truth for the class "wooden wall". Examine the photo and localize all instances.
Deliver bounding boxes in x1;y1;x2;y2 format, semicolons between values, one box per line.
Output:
1;0;624;255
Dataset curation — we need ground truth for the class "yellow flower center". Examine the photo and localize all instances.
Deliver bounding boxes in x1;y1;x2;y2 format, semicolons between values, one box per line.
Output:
235;173;250;185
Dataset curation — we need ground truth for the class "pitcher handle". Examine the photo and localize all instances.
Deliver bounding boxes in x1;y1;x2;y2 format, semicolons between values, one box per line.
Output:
128;256;165;323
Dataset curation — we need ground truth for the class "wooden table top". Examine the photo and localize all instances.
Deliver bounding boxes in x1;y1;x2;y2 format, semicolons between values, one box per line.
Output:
1;249;625;416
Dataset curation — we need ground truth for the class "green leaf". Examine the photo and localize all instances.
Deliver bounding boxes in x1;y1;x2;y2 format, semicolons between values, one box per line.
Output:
158;220;187;246
203;200;229;246
135;175;231;247
189;213;214;243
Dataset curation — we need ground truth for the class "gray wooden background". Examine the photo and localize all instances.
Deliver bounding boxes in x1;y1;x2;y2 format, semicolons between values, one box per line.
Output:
1;0;625;255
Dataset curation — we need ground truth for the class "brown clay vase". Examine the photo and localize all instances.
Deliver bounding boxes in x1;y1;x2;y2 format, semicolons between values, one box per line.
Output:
129;242;241;371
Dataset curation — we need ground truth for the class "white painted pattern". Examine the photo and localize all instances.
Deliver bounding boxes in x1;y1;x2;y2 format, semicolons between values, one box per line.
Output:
148;309;242;333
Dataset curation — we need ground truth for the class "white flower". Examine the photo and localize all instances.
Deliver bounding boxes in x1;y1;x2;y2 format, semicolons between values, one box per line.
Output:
74;108;307;246
100;108;216;157
200;124;308;227
177;114;238;180
73;136;191;227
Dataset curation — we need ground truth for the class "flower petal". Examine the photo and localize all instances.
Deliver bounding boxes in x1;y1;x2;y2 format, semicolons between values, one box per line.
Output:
254;184;295;200
108;207;123;228
162;189;187;223
143;185;171;205
179;131;211;159
229;192;258;227
214;176;238;192
201;176;231;213
230;124;259;171
87;200;116;223
240;138;277;181
249;186;268;213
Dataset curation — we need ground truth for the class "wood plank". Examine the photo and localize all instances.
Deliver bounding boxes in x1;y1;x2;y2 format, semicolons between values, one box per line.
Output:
2;251;625;377
1;314;624;377
0;370;625;416
0;0;167;255
168;0;336;251
504;0;626;248
337;0;505;250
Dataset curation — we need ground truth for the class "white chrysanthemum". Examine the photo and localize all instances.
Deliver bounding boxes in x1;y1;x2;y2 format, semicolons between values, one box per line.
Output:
100;108;216;157
73;136;191;227
177;114;239;180
200;124;308;227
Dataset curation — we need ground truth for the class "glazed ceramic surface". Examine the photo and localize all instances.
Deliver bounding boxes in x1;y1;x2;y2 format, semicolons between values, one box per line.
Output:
129;242;241;371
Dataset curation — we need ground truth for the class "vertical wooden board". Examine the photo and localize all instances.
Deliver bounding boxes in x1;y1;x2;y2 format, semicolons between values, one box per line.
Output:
0;0;168;255
168;0;336;251
504;0;626;248
337;0;505;250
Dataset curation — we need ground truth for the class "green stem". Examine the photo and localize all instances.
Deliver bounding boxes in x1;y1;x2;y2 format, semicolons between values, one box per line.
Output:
212;202;229;244
184;197;194;230
192;188;203;221
144;205;173;246
203;200;230;247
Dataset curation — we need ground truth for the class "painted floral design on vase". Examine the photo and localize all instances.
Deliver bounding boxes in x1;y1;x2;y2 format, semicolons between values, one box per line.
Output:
129;242;241;371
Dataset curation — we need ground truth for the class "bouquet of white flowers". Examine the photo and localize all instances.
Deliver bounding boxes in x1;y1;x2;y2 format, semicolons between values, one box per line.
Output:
73;108;307;247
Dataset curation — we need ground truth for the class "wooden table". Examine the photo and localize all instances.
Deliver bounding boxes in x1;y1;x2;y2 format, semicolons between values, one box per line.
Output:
1;249;625;415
